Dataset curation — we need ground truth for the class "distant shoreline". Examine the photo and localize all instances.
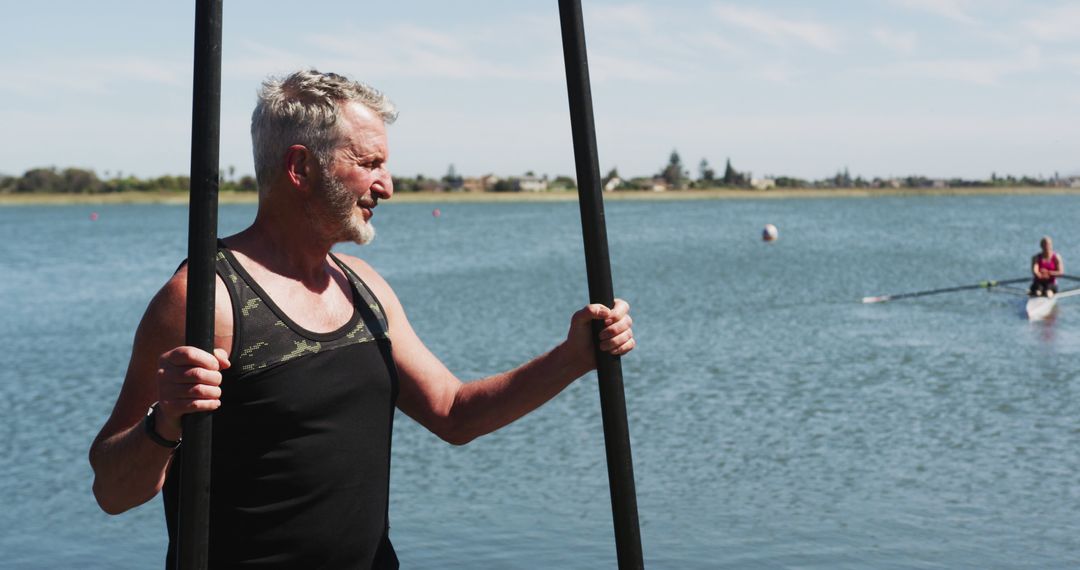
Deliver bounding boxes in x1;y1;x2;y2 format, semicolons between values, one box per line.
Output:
2;186;1079;206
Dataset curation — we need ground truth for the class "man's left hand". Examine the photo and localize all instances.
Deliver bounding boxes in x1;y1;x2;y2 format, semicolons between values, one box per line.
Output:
566;299;635;369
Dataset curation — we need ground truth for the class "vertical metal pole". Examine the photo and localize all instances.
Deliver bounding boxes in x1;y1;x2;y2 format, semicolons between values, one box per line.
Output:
179;0;222;568
557;1;644;568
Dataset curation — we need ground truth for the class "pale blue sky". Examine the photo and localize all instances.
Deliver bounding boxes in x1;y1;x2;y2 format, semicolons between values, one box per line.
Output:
3;0;1078;181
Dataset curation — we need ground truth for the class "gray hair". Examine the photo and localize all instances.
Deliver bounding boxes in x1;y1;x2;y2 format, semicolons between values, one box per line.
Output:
250;69;398;191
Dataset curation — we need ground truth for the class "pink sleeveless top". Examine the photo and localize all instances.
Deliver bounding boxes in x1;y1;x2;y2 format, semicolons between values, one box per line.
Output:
1038;254;1059;282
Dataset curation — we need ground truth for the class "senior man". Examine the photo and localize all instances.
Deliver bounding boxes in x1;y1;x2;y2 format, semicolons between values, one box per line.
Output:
89;69;634;569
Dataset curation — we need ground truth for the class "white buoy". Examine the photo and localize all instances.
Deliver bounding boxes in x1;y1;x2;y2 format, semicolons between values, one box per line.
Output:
762;223;778;242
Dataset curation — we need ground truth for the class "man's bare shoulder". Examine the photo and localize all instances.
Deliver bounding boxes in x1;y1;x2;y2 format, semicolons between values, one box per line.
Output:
138;263;233;354
334;252;384;284
333;252;401;308
146;267;190;329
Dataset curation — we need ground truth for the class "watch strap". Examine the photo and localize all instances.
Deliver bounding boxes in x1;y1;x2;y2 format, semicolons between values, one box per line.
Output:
144;403;182;449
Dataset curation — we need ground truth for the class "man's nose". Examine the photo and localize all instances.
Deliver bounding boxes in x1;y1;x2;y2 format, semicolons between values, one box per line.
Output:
373;171;393;200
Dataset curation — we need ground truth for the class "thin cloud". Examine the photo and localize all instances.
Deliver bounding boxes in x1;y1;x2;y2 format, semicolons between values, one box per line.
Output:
757;63;805;84
305;24;557;81
891;0;977;25
1022;4;1080;42
569;4;743;84
587;53;686;82
586;3;655;35
0;56;184;97
89;56;185;87
688;32;748;58
225;41;311;79
872;28;918;54
711;3;840;52
1057;53;1080;73
866;46;1042;85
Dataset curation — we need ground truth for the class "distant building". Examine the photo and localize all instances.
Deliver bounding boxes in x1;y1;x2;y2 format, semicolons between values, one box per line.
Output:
516;174;548;192
603;176;622;192
750;177;775;190
648;177;669;192
462;177;483;193
462;174;500;193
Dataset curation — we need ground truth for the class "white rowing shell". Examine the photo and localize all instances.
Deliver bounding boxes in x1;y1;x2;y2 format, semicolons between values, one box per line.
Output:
1026;296;1057;321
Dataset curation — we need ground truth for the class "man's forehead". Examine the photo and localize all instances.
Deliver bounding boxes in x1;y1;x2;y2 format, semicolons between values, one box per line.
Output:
341;102;388;132
338;102;387;142
340;101;384;127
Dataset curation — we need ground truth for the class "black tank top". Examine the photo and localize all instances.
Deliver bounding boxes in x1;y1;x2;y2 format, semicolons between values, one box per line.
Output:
163;246;399;569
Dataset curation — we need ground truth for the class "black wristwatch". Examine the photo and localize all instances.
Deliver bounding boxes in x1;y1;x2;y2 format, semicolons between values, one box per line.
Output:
144;403;182;449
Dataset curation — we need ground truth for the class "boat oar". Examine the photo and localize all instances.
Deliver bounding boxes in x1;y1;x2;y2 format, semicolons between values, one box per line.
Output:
861;277;1029;304
558;1;643;568
1054;288;1080;299
178;0;222;568
986;284;1029;297
1059;274;1080;284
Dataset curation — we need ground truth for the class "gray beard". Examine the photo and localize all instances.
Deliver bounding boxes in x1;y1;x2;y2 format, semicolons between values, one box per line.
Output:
312;169;376;246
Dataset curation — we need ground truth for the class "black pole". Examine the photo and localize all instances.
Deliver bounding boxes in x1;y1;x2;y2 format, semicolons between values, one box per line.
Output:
178;0;222;568
557;1;644;568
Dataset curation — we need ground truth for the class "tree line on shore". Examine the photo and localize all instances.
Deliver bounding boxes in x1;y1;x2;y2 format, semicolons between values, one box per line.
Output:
0;167;258;195
3;151;1075;195
651;151;1076;191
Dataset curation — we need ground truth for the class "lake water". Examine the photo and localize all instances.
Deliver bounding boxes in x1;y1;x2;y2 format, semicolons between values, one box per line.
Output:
2;195;1079;568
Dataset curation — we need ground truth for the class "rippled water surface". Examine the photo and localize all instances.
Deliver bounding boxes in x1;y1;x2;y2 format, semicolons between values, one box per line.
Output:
2;195;1079;568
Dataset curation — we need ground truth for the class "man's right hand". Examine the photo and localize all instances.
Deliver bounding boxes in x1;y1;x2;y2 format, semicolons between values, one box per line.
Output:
154;347;230;441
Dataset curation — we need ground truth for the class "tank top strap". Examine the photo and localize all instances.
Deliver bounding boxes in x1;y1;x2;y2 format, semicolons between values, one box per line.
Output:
214;244;292;379
329;252;391;340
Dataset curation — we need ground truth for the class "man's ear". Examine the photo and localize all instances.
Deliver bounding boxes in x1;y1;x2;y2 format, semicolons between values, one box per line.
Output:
284;145;314;192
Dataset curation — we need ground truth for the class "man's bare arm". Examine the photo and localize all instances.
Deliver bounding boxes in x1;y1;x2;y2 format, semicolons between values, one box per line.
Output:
341;255;634;445
88;270;231;514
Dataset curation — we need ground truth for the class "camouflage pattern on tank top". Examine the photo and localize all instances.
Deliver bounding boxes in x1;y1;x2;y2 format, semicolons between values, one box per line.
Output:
215;248;391;381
